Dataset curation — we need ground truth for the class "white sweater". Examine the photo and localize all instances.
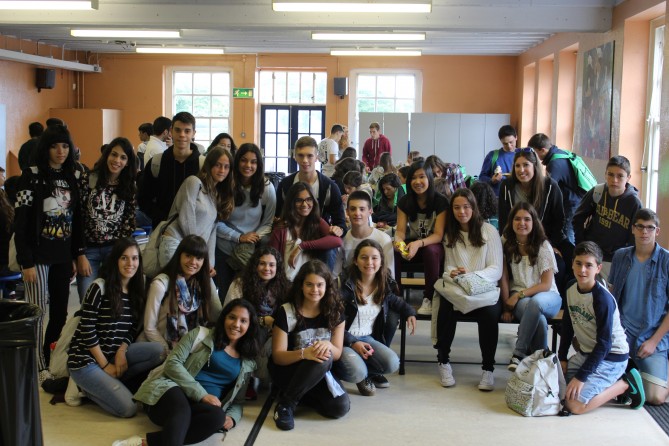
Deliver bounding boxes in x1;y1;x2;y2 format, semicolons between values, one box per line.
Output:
443;222;503;283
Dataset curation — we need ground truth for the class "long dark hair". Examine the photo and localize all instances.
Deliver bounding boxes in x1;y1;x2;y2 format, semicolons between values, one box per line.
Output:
208;132;238;157
289;260;343;332
507;149;546;214
92;137;137;201
469;181;498;221
424;155;447;178
34;124;79;197
280;182;321;241
198;147;234;221
502;202;547;266
240;246;289;313
347;239;388;305
377;173;404;207
213;298;261;359
404;160;435;221
99;238;145;321
159;235;211;323
233;143;265;208
445;188;485;248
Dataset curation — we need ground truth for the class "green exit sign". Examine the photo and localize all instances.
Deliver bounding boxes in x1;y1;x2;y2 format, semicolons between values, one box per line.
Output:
233;88;254;99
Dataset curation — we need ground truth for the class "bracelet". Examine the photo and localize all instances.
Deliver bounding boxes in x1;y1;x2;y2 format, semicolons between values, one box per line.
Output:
421;239;425;248
300;348;305;360
102;362;110;369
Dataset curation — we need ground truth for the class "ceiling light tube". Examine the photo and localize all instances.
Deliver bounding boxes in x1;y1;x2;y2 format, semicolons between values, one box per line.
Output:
330;49;421;56
274;2;431;13
71;29;181;38
0;0;96;9
313;32;425;41
136;47;224;55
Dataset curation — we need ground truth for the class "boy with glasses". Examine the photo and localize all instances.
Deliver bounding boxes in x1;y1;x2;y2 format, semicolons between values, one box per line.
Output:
572;155;642;280
609;208;669;405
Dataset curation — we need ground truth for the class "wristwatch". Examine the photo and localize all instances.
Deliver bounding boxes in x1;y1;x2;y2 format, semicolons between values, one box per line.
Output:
518;290;526;299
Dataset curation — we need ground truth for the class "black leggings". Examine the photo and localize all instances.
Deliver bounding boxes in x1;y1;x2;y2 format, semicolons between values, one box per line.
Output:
145;387;226;446
436;297;502;371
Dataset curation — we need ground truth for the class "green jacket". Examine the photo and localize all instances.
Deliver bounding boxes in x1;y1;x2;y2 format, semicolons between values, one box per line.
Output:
134;327;256;425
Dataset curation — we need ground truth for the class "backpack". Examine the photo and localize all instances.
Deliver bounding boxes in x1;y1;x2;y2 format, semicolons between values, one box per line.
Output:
142;213;179;278
317;139;330;164
550;151;597;193
505;349;566;417
150;151;205;178
489;149;501;176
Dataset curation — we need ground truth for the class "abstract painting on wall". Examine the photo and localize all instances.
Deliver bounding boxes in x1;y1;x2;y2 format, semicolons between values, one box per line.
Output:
580;41;614;161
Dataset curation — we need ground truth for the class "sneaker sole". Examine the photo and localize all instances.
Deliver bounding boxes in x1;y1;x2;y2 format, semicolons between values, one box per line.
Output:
440;379;456;387
478;385;494;391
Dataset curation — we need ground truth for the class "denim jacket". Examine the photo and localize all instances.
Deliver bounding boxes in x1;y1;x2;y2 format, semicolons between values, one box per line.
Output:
609;243;669;352
134;327;256;425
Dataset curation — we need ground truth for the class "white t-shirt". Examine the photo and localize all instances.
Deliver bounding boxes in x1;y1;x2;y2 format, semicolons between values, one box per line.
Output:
349;293;381;337
144;136;167;162
318;138;339;177
507;240;558;294
292;174;319;201
336;228;395;278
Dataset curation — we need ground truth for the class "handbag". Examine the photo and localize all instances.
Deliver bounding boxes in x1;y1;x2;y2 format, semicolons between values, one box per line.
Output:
434;274;499;314
505;349;566;417
453;272;497;295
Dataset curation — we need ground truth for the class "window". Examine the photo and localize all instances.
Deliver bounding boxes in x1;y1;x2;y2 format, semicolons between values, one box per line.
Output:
168;69;231;146
642;18;664;211
258;71;327;104
349;71;422;147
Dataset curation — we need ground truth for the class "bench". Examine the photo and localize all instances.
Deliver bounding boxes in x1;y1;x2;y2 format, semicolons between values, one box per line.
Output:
398;276;564;375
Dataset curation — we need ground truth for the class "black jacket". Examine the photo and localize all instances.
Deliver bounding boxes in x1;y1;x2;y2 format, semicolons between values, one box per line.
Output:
275;171;346;229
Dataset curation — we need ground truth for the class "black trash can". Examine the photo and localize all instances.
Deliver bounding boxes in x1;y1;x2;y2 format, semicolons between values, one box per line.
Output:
0;299;43;446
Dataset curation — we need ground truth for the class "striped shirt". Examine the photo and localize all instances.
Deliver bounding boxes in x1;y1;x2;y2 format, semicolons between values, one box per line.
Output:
67;282;136;371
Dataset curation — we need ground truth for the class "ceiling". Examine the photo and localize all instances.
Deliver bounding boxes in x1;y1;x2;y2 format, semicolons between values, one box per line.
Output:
0;0;624;56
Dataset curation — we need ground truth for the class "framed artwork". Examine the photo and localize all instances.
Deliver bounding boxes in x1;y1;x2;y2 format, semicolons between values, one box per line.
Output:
580;41;615;161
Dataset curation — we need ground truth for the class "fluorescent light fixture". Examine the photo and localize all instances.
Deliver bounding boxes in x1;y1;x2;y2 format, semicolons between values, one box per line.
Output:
273;1;431;13
331;49;421;56
136;47;224;55
313;32;425;41
71;29;181;38
0;0;96;9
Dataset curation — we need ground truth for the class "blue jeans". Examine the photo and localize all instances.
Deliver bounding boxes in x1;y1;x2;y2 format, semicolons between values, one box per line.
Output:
333;336;400;383
77;245;114;303
512;291;561;358
69;342;164;418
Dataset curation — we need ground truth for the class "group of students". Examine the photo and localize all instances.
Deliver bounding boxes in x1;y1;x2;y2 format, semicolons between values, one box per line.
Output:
10;115;669;445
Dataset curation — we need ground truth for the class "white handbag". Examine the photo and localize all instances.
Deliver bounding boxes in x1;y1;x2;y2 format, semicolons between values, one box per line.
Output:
434;275;499;314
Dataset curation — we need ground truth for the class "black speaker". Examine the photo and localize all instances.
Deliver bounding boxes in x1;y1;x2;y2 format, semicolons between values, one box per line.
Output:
334;77;348;97
36;68;56;92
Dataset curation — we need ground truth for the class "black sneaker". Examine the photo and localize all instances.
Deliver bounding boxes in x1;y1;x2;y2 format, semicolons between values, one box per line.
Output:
273;403;295;430
370;375;390;388
622;368;646;409
356;377;376;396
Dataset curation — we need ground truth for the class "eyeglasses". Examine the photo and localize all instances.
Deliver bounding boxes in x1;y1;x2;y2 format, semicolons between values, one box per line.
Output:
294;197;315;205
633;224;657;232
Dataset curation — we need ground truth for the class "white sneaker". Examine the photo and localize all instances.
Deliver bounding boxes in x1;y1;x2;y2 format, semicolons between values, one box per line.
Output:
438;362;455;387
478;370;494;391
417;298;432;315
112;435;143;446
64;377;85;406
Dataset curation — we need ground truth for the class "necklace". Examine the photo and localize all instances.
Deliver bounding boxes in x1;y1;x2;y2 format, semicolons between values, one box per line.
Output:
516;240;527;246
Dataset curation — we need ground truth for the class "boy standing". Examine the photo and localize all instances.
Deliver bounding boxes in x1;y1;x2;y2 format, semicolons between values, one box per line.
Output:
318;124;344;178
559;241;645;414
610;208;669;405
572;155;642;280
362;122;392;171
477;125;518;197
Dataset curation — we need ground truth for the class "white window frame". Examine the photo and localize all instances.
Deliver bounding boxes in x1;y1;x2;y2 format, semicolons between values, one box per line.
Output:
165;67;233;146
257;70;327;105
641;17;664;211
348;69;423;149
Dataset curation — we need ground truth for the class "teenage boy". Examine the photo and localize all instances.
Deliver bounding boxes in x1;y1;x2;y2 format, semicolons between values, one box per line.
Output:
362;122;392;171
477;125;518;197
136;122;153;170
338;190;394;277
318;124;344;177
559;241;645;414
143;116;172;162
572;155;641;280
610;208;669;405
138;112;204;227
276;136;346;233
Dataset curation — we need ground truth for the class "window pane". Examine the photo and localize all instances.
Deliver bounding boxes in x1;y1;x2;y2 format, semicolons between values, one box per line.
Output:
314;72;326;104
301;73;314;103
358;98;375;113
377;99;394;112
212;73;229;95
396;99;415;113
211;119;226;137
298;110;310;133
193;96;211;117
259;71;273;103
278;134;289;157
278;158;289;173
197;118;210;142
174;72;192;94
274;72;287;103
265;135;277;157
287;72;301;103
175;95;192;113
310;110;322;133
358;75;376;97
193;73;211;94
212;96;229;117
278;110;289;133
265;157;277;172
377;76;396;98
265;109;276;133
396;75;415;98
